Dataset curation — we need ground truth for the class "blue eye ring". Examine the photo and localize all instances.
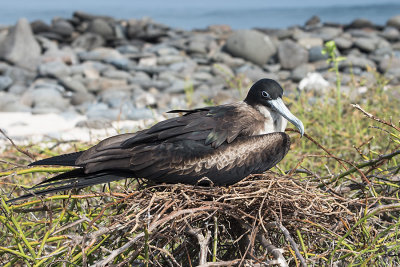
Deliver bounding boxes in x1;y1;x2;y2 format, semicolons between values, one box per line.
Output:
262;91;270;99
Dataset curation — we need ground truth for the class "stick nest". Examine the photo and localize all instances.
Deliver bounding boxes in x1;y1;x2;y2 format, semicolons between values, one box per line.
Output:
84;172;356;266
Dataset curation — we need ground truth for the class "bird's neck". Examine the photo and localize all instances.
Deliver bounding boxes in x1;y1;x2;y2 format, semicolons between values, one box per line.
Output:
253;104;288;134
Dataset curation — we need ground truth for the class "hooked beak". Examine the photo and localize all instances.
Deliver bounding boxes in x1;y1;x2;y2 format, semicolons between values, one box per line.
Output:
268;98;305;137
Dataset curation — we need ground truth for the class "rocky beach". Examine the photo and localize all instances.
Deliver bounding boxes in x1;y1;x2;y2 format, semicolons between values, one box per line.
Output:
0;11;400;146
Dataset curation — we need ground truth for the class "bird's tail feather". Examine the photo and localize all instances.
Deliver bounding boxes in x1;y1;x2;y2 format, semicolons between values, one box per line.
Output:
7;169;133;203
29;151;84;167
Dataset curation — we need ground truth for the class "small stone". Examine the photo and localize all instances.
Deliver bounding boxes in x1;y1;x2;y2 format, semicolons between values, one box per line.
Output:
298;37;323;49
347;18;374;29
187;41;207;54
379;57;400;72
23;87;69;112
157;55;185;65
212;63;234;78
78;47;124;61
76;119;113;129
8;83;27;94
305;15;321;27
31;20;51;34
71;91;95;106
193;72;214;81
0;76;13;91
308;46;328;62
354;38;376;52
59;76;87;93
72;33;105;50
102;69;132;80
312;27;342;41
87;19;115;40
278;39;309;70
39;61;71;78
340;55;376;70
225;30;276;66
51;19;74;37
291;64;315;82
334;36;353;50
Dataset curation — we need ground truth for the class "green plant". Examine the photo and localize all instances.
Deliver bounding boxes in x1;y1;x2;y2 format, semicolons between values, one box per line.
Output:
322;40;346;123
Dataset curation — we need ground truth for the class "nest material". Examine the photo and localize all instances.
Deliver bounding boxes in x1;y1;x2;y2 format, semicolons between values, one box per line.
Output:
87;172;355;266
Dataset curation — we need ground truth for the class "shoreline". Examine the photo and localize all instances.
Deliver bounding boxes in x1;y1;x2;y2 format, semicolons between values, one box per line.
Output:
0;11;399;145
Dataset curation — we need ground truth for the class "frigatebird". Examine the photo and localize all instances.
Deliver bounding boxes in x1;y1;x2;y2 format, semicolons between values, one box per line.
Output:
10;79;304;202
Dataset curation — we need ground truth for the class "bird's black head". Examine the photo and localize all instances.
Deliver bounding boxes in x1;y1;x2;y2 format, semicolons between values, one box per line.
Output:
244;79;283;106
244;78;305;136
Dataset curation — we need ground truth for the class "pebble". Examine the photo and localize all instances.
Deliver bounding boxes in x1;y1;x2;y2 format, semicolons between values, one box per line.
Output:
0;75;13;91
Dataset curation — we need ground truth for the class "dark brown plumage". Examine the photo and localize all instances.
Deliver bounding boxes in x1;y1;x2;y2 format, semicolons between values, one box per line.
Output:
10;79;304;202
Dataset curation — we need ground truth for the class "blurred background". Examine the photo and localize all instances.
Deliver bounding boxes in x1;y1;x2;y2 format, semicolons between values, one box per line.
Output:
1;0;400;29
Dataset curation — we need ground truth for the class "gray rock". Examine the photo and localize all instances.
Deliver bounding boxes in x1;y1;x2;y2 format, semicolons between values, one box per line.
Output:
128;78;170;90
0;92;31;112
39;61;71;78
87;19;114;40
211;51;245;67
122;104;154;120
347;18;374;29
0;76;13;91
117;45;140;54
0;18;41;71
385;67;400;84
102;69;131;80
86;103;120;120
78;47;124;62
291;64;315;82
71;91;95;105
187;41;208;54
278;39;309;70
334;36;353;50
193;72;214;81
51;19;74;37
277;70;291;80
8;83;27;94
235;64;270;81
100;90;132;108
340;55;376;70
379;57;400;72
76;119;112;129
225;30;276;66
212;63;234;78
31;20;51;34
72;33;105;50
165;79;191;94
308;46;328;62
157;55;185;65
297;37;323;49
380;27;400;41
132;90;157;108
354;38;376;52
312;27;342;41
387;15;400;29
59;76;87;93
24;87;69;112
168;61;197;76
305;15;321;27
84;77;128;93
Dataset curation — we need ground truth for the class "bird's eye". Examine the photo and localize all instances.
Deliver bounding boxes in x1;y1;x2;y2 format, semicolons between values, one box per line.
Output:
261;91;271;99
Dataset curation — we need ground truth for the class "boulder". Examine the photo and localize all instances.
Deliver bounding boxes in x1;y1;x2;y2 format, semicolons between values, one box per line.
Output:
225;30;276;66
0;18;41;70
387;15;400;29
278;39;309;70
